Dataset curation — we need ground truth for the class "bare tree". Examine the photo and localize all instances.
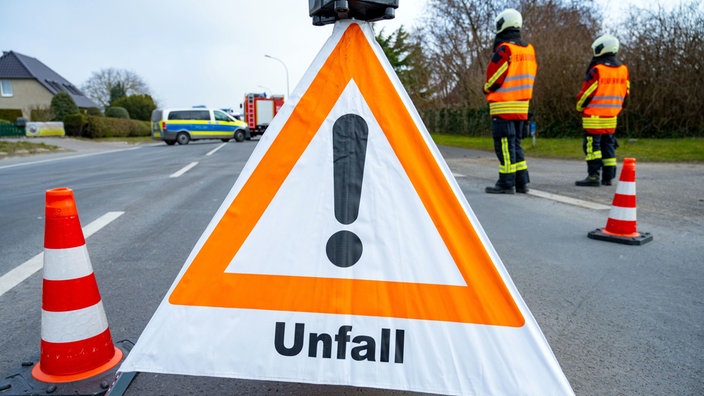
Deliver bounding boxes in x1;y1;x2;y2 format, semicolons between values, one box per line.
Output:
521;0;601;135
81;68;152;110
619;0;704;136
415;0;602;136
417;0;504;108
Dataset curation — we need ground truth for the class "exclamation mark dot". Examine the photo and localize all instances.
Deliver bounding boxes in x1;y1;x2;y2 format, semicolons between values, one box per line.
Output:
326;114;368;268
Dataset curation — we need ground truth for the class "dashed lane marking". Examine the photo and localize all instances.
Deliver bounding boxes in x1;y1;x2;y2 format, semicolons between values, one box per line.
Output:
206;143;227;156
170;161;198;178
0;211;124;297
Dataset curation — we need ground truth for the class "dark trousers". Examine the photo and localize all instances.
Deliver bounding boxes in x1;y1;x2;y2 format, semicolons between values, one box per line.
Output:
582;132;616;182
492;118;529;188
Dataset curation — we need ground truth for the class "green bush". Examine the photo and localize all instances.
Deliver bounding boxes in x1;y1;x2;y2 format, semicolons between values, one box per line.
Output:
84;116;108;138
0;109;23;122
86;107;103;116
421;107;491;136
0;119;10;124
132;120;151;137
83;115;150;138
422;105;703;138
111;94;156;121
63;113;87;137
50;92;79;121
105;106;130;119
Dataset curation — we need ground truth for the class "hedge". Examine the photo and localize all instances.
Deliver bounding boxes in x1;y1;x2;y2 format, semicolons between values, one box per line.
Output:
421;107;491;137
63;114;86;137
420;107;704;138
105;106;130;119
0;109;22;122
63;114;150;138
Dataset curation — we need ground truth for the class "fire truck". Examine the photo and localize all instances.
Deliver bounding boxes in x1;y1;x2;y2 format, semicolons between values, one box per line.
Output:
241;93;284;137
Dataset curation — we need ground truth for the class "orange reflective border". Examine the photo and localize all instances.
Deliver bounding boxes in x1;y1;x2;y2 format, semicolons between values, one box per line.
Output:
169;23;524;327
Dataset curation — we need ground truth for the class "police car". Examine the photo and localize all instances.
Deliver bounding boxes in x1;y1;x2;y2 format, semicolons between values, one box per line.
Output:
150;108;250;145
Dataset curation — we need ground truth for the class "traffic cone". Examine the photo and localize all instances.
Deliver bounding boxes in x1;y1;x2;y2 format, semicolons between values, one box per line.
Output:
588;158;653;245
32;187;123;383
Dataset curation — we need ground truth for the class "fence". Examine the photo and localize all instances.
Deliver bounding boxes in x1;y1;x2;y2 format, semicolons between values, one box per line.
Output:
0;124;25;137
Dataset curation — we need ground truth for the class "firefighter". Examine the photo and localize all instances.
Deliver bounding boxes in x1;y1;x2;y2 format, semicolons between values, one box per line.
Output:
484;8;537;194
575;34;630;186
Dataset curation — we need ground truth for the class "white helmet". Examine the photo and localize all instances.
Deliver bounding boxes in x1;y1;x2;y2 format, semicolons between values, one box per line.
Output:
592;34;620;57
495;8;522;34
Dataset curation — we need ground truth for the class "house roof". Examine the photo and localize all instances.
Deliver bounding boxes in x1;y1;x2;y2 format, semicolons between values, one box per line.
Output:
0;50;99;108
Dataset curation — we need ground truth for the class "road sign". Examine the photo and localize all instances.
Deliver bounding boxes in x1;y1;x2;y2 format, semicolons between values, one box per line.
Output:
120;20;573;395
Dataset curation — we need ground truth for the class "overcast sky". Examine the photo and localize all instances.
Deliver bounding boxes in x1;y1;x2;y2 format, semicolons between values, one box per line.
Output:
2;0;673;111
1;0;426;110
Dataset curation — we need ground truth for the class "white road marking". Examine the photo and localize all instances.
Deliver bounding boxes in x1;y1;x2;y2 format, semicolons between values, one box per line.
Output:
0;211;124;297
170;161;198;178
0;146;142;171
206;143;227;156
452;173;466;178
527;189;611;210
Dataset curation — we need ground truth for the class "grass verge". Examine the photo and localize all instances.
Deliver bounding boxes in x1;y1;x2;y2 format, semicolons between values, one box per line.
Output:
430;134;704;162
0;140;60;155
2;135;703;163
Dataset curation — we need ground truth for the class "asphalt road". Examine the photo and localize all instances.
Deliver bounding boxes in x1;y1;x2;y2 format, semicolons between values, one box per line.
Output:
0;137;701;395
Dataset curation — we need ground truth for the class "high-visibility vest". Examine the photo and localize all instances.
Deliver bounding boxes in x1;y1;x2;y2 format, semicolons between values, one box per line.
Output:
486;43;537;117
582;64;629;131
583;64;629;117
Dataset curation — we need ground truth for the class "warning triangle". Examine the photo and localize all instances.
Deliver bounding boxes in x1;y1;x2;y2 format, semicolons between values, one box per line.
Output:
121;20;574;395
168;21;523;327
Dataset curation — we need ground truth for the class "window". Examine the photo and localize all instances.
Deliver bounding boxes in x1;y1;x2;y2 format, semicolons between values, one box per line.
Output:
168;110;210;121
214;110;232;121
0;80;12;97
195;110;210;120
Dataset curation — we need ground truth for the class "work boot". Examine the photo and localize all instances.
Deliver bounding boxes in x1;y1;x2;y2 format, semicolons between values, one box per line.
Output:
485;185;515;194
516;185;529;194
601;179;612;186
575;176;600;187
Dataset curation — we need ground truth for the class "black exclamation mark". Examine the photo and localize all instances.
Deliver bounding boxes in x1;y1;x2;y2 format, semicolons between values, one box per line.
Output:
326;114;368;268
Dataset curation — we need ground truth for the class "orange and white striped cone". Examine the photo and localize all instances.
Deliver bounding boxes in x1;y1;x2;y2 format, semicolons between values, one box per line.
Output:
588;158;653;245
32;187;123;383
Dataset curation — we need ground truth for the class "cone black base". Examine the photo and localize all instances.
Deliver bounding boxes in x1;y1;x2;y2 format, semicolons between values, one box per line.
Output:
0;340;133;396
587;228;653;245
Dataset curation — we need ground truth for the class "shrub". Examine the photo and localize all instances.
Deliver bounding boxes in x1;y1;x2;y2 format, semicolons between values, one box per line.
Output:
105;106;130;119
50;92;79;121
84;116;109;138
0;109;23;121
63;113;87;137
111;94;156;121
421;107;490;136
131;120;151;137
83;115;150;138
86;107;103;116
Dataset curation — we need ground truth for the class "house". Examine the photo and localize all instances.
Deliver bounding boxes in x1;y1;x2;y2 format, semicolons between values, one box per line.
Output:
0;50;98;120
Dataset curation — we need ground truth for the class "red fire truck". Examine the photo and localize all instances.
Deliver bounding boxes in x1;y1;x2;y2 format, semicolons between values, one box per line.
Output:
241;93;284;137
